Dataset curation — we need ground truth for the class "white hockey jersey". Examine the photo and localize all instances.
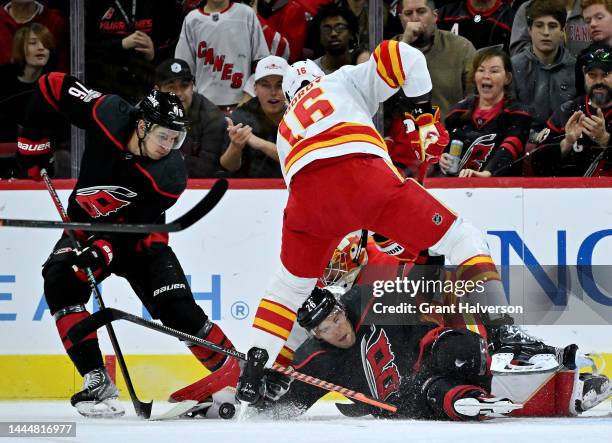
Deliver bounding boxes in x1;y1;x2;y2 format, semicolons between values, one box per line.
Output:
175;3;269;106
277;41;433;184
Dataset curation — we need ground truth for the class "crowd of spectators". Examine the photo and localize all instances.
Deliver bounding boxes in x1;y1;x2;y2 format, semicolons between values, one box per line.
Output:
0;0;610;179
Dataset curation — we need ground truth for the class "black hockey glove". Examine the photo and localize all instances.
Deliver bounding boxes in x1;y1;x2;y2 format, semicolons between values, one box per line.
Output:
236;347;269;406
71;238;114;273
263;369;292;402
16;126;54;181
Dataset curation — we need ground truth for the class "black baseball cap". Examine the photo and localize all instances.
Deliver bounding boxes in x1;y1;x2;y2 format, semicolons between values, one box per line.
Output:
584;47;612;73
155;58;195;85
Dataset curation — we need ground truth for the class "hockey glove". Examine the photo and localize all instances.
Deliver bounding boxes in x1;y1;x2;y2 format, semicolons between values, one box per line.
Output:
403;106;449;164
263;369;292;402
16;126;54;181
236;347;269;406
72;238;114;273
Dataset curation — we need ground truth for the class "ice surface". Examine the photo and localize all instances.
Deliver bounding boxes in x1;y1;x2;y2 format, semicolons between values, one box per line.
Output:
0;400;610;443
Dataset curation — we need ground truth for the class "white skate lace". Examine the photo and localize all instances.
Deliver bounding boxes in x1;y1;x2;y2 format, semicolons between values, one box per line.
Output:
84;369;104;390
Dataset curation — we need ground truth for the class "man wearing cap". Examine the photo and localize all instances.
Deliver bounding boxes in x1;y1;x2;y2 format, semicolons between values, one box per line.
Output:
533;46;611;175
220;55;288;178
154;58;228;178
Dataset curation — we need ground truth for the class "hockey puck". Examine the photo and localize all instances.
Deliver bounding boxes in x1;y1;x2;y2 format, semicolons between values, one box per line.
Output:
218;403;236;419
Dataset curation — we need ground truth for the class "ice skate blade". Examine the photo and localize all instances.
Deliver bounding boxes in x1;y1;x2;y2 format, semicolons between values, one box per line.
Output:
454;397;523;417
74;398;125;418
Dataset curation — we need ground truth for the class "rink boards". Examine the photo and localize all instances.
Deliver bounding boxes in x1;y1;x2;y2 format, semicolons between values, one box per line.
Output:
0;177;611;399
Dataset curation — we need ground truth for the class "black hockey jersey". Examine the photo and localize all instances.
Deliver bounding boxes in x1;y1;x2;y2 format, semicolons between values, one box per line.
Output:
436;0;515;52
22;73;187;246
444;95;532;176
267;287;462;419
532;95;611;176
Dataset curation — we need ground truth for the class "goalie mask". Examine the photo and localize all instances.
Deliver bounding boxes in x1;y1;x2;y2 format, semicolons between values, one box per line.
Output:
282;59;325;101
319;233;368;291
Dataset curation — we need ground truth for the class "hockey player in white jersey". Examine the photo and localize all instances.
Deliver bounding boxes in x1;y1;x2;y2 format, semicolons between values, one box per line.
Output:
236;40;510;405
175;0;269;111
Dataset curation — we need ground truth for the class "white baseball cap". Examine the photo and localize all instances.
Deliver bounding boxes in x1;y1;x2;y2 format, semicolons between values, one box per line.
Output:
253;55;289;82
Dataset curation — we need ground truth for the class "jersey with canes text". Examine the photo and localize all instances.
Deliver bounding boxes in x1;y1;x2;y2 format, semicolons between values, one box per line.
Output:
175;2;269;106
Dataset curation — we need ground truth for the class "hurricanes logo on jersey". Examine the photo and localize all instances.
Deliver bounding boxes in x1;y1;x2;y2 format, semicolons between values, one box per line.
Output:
362;326;401;401
75;186;137;218
459;133;496;171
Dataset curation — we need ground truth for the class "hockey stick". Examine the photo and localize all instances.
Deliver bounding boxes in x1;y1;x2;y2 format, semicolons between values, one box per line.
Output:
40;169;153;419
67;307;398;414
0;178;228;233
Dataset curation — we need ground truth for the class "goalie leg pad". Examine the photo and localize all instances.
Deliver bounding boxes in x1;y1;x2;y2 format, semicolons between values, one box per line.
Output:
170;357;240;403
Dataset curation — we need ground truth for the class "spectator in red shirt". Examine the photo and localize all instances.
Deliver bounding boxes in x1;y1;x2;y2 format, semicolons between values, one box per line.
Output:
0;0;67;71
255;0;309;62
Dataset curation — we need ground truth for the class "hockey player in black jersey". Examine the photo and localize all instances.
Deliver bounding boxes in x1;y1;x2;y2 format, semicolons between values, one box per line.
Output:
15;73;239;417
258;286;521;421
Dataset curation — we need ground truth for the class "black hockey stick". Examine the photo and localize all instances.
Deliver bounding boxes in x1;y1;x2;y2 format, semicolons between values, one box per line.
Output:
68;308;398;413
0;178;228;233
40;169;153;419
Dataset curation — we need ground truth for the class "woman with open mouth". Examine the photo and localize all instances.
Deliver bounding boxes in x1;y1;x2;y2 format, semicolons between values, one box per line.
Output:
440;46;532;178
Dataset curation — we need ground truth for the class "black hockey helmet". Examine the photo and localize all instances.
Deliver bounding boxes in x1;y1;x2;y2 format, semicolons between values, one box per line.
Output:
136;89;189;150
297;287;338;330
138;89;188;131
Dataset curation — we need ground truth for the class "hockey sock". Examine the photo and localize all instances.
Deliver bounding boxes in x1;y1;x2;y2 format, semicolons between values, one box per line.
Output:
54;305;103;376
188;322;234;372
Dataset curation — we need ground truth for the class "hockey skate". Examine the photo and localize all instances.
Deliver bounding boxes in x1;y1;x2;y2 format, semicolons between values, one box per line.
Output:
454;395;523;419
488;316;577;370
70;367;124;418
575;373;611;413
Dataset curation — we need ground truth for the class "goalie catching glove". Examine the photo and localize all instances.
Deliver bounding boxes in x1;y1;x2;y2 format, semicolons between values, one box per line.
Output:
403;105;449;164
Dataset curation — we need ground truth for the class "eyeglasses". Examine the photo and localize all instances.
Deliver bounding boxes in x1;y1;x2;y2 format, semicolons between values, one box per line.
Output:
320;24;349;35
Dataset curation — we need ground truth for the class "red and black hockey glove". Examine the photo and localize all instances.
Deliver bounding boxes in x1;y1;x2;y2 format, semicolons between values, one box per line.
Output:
403;106;449;164
72;238;114;274
16;126;54;181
